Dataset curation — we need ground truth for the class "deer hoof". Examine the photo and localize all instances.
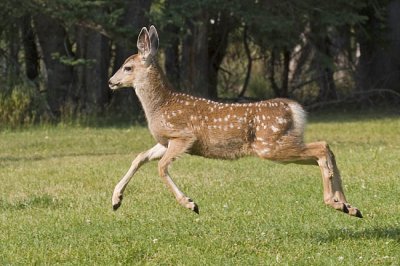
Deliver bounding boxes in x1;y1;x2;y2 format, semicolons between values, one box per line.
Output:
348;206;363;218
112;194;123;211
193;203;199;214
113;202;121;211
343;203;362;218
181;197;199;214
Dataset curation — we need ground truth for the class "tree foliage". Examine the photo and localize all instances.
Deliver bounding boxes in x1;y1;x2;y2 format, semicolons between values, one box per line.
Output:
0;0;398;125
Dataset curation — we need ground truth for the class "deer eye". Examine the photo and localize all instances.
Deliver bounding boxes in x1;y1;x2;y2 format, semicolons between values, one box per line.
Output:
123;66;132;72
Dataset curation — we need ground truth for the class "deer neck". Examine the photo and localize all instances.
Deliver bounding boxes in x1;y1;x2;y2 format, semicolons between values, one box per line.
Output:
134;64;173;122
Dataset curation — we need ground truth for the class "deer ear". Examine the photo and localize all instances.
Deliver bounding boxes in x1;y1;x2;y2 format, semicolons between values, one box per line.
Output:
137;27;151;58
148;25;159;56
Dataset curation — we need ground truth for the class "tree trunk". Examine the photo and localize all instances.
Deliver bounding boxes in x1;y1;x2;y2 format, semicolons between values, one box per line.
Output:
309;19;337;101
269;49;280;97
76;27;110;114
5;21;20;84
180;9;233;99
238;26;252;98
21;15;39;82
164;23;181;90
268;48;290;98
331;25;352;86
181;13;210;98
208;11;233;99
356;0;400;96
34;14;74;116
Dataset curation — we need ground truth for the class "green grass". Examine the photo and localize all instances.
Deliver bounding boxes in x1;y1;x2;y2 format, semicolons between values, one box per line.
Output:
0;112;399;265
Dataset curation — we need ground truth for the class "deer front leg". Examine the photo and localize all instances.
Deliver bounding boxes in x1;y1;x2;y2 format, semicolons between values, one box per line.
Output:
158;139;199;213
112;143;167;210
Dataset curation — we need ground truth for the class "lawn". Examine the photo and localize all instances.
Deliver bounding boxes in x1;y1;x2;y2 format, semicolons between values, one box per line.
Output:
0;111;399;265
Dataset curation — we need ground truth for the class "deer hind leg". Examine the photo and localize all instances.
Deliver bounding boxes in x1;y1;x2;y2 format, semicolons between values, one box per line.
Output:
112;143;167;210
306;142;362;217
257;141;362;218
158;138;199;214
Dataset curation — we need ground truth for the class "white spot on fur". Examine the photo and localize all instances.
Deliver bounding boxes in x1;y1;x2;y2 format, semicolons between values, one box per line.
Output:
271;125;279;133
277;117;287;124
262;148;270;153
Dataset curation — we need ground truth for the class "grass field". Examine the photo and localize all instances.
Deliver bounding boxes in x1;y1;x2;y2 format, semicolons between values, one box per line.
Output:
1;110;399;265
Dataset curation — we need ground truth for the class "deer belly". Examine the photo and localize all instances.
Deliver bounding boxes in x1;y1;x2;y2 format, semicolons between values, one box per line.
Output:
190;136;250;159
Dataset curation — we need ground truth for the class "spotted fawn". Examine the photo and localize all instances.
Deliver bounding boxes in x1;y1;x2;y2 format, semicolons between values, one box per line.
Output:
108;25;362;218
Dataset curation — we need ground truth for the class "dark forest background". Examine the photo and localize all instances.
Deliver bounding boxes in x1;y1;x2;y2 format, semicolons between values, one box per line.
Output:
1;0;400;126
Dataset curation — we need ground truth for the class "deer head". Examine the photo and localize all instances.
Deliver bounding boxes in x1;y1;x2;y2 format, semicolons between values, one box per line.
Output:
108;25;159;90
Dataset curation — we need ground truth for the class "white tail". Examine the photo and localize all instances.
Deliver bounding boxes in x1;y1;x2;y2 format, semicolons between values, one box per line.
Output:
108;25;362;218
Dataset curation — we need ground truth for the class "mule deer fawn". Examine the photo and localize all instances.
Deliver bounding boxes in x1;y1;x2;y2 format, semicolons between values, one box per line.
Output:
108;25;362;218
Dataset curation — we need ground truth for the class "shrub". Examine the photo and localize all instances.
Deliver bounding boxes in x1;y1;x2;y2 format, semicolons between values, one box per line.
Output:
0;83;48;128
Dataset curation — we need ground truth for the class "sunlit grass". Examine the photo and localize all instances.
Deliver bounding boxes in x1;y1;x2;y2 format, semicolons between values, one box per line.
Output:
0;112;399;264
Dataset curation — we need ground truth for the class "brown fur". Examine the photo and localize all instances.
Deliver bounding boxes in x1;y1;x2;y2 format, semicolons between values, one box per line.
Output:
108;26;362;218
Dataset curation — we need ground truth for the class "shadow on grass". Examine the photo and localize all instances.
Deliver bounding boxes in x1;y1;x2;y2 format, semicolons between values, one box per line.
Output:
315;227;400;243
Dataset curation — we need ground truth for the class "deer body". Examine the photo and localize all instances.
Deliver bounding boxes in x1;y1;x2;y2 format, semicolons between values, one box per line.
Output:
108;26;362;218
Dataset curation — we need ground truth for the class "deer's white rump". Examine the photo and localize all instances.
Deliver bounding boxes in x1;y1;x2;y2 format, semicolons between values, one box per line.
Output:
108;25;362;218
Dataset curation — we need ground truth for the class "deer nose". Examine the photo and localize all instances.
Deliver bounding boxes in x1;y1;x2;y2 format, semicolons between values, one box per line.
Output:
108;80;119;88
